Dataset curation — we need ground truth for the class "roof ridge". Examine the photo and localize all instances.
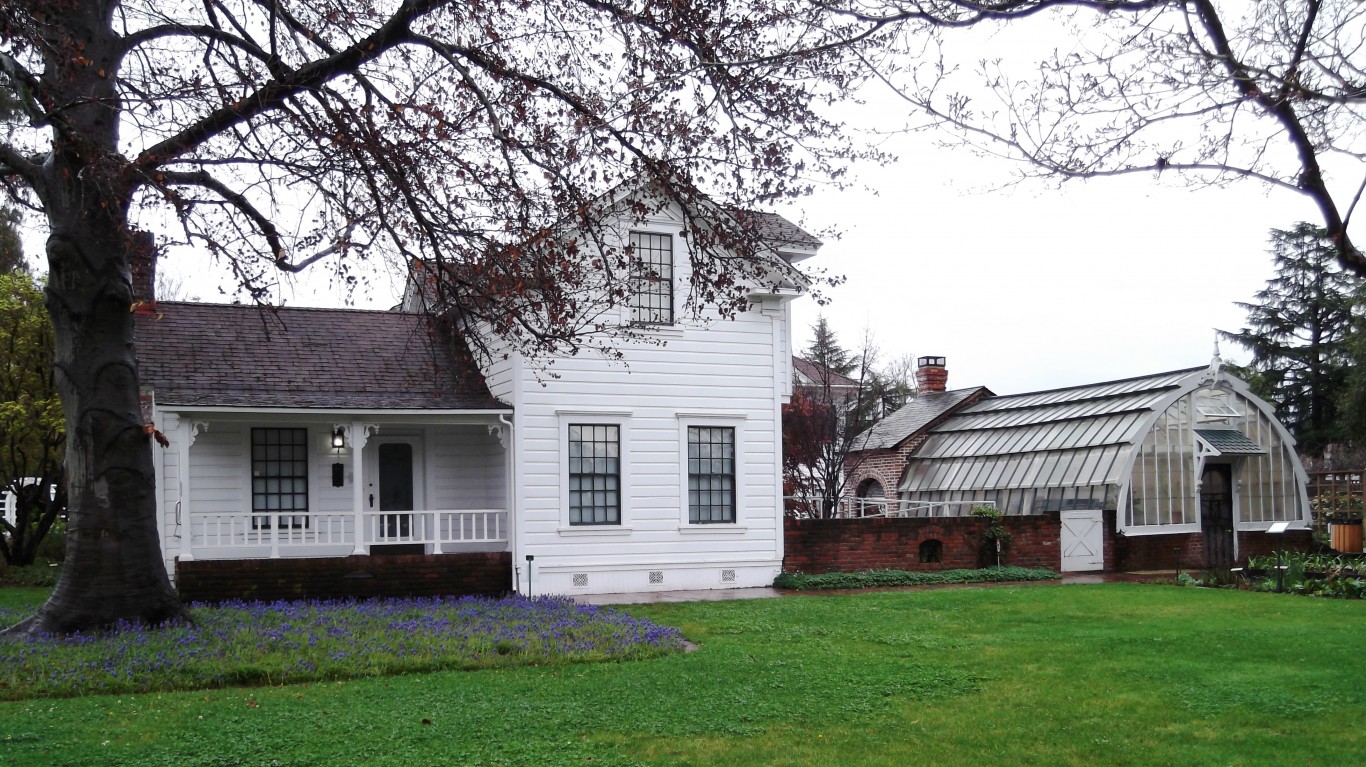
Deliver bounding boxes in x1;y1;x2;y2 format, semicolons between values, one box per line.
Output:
989;366;1206;399
155;301;406;316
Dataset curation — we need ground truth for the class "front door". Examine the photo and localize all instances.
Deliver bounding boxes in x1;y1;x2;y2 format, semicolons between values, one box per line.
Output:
379;442;414;539
1200;464;1235;568
1060;509;1104;572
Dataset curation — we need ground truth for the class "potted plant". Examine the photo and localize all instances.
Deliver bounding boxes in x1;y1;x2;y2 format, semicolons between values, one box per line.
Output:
971;505;1012;568
1313;492;1363;554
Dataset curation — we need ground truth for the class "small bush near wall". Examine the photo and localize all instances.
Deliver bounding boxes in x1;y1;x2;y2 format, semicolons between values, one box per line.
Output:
774;566;1059;590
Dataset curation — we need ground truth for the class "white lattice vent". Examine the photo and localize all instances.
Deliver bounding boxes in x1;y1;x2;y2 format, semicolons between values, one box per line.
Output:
721;569;736;583
648;570;664;584
572;573;589;588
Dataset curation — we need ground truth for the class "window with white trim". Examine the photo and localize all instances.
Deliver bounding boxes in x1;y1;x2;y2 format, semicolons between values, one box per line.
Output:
688;426;735;524
629;231;673;325
568;424;621;525
251;427;309;529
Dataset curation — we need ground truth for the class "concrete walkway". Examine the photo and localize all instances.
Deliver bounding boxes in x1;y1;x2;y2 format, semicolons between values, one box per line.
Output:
574;587;784;605
573;572;1173;605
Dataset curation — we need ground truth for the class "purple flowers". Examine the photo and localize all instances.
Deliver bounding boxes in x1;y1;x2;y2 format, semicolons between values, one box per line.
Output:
0;595;683;700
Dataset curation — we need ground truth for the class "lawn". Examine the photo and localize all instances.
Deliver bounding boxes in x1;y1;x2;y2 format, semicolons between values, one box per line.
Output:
1;584;1362;766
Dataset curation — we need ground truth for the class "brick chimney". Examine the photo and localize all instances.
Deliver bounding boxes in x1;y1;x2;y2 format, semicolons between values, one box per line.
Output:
129;231;157;303
915;356;948;393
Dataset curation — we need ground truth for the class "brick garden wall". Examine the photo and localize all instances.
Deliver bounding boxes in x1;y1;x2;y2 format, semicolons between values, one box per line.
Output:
176;552;512;603
784;511;1317;575
783;514;1063;573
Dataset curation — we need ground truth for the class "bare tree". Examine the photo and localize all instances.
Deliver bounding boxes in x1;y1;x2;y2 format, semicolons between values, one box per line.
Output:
784;325;904;517
855;0;1366;273
0;0;897;634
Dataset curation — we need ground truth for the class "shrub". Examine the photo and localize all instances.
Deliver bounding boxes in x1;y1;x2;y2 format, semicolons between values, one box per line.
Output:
773;566;1059;591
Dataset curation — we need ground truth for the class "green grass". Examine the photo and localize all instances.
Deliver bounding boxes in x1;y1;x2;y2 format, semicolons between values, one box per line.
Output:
1;584;1362;766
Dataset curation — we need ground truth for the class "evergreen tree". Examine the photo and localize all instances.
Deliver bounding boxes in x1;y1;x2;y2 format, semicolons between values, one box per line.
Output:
1221;223;1357;456
804;316;857;378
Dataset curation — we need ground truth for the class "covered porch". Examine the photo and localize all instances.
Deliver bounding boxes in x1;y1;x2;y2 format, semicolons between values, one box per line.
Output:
158;410;513;566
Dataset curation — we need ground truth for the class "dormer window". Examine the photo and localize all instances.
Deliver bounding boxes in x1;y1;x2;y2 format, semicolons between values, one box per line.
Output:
629;231;673;325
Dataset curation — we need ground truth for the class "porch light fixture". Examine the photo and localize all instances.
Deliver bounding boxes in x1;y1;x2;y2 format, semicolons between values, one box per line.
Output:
331;427;346;449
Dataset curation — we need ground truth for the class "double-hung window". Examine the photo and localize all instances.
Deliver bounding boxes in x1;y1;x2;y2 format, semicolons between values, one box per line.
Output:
628;231;673;325
688;426;735;524
568;424;620;525
251;428;309;529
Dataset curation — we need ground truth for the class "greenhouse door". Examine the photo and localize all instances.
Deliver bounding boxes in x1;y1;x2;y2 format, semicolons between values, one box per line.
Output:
1060;510;1104;572
1200;465;1234;568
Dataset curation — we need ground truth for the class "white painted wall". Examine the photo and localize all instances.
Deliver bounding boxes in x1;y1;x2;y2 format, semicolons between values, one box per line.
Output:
495;206;798;595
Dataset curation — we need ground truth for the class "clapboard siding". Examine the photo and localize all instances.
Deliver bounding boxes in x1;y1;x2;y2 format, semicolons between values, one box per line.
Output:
429;426;506;509
510;291;790;592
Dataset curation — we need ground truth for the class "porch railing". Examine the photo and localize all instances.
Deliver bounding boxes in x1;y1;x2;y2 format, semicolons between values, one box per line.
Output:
186;509;508;558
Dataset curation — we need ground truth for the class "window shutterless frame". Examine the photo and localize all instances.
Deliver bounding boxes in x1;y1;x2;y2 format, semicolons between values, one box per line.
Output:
628;231;674;325
250;427;310;530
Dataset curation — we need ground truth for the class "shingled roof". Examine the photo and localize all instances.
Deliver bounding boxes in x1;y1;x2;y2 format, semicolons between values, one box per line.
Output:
733;210;822;250
851;387;992;451
135;303;508;410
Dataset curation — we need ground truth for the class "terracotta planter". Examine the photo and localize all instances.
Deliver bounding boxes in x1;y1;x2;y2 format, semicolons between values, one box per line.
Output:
1329;522;1364;554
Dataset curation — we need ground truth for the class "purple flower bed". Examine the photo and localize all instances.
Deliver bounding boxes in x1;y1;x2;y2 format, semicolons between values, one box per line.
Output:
0;594;683;700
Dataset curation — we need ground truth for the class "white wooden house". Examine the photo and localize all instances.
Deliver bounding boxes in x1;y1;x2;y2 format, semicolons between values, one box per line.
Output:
136;194;820;598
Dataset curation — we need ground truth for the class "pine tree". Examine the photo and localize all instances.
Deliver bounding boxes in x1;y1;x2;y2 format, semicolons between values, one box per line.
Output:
1222;223;1357;456
804;316;857;377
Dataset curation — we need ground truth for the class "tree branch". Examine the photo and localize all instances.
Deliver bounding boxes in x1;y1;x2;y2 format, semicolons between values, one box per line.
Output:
0;141;43;195
132;0;442;172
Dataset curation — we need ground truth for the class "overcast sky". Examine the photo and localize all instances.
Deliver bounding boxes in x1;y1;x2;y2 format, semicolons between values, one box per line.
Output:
781;128;1322;396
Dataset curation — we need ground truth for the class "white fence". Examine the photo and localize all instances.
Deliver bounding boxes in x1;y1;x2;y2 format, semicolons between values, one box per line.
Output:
786;497;995;519
184;509;508;559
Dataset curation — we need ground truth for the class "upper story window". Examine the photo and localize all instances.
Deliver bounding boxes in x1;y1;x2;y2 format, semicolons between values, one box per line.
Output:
629;231;674;325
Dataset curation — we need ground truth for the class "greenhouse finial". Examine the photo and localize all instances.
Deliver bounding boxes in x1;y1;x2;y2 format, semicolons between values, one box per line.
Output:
1209;334;1223;377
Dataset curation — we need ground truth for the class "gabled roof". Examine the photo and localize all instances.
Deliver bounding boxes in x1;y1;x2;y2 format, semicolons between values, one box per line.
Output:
792;357;860;390
852;387;991;451
135;302;509;410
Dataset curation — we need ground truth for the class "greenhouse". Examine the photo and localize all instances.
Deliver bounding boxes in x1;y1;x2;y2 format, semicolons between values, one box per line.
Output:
896;361;1310;561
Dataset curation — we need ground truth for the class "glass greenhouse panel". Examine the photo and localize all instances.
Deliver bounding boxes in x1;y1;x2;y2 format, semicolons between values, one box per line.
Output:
1125;399;1198;529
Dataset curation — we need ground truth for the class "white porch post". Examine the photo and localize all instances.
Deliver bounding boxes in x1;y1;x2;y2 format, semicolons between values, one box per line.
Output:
349;422;378;555
176;420;208;562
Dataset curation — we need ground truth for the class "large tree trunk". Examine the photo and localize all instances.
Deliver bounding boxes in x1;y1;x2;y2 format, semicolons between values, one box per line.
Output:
1;1;187;636
3;219;189;636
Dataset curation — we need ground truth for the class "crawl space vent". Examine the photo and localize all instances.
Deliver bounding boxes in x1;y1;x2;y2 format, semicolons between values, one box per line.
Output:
572;573;588;588
648;570;664;584
721;569;736;583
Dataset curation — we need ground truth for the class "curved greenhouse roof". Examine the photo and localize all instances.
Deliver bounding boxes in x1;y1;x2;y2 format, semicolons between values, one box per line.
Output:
894;362;1308;536
901;368;1203;494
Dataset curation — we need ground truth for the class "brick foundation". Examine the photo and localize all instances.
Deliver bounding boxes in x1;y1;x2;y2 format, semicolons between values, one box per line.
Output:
175;552;512;603
1110;527;1316;571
